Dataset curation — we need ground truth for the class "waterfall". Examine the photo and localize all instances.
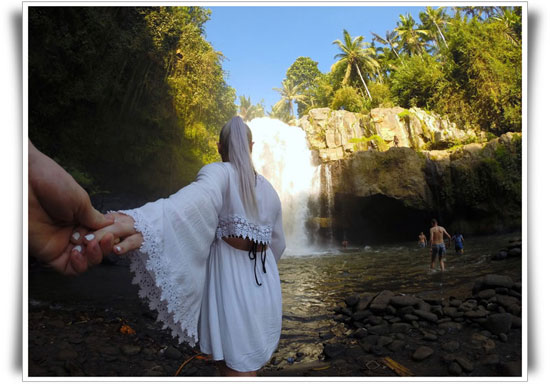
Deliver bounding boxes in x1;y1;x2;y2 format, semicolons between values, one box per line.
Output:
248;117;320;255
323;163;335;246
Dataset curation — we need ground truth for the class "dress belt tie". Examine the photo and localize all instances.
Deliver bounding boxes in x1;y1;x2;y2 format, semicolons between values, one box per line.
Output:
248;241;267;286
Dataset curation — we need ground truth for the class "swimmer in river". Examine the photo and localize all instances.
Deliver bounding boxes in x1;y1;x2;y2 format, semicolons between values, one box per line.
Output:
429;218;452;272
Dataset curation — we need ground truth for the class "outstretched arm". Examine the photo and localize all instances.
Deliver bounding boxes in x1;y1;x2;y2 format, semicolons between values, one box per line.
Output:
28;140;113;275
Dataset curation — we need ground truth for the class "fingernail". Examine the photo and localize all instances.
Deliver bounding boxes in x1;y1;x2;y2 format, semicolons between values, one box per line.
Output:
85;234;95;241
115;246;121;253
73;245;82;253
72;232;80;241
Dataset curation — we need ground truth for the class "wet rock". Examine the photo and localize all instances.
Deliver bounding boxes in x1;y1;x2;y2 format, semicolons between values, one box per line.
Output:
367;324;389;335
508;248;521;257
145;365;165;376
354;296;373;312
499;333;508;342
404;314;419;322
438;322;463;332
377;336;393;347
431;305;444;317
478;289;496;300
473;274;514;294
351;328;369;340
369;290;395;314
465;309;490;318
385;305;397;316
441;340;460;352
412;346;433;361
423;332;438;341
371;345;385;356
390;295;420;307
367;315;383;325
388;340;405;352
164;345;182;360
121;344;142;356
352;310;370;322
391;323;412;334
484;313;512;335
415;301;432;312
413;310;438;323
455;356;474;372
459;299;478;312
449;299;462;307
323;343;346;359
448;362;462;375
345;295;360;308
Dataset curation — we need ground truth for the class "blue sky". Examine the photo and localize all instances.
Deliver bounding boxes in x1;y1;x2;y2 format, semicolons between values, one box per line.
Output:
204;5;425;111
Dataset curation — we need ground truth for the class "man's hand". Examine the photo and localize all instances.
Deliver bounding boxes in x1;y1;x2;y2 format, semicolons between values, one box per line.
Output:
28;140;113;275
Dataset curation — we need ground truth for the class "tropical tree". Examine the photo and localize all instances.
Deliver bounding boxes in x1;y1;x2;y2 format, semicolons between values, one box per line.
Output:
371;30;403;64
272;79;305;120
419;6;449;50
285;57;322;116
395;13;430;56
492;7;522;46
331;29;380;101
237;95;264;122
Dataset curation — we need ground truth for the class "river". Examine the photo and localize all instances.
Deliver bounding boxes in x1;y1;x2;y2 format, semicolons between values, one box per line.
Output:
28;231;522;372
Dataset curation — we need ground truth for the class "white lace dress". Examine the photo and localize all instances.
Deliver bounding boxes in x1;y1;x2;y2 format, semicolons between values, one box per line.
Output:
120;161;286;372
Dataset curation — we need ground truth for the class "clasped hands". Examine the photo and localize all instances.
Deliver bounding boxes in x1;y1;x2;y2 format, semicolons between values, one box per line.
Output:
28;140;143;276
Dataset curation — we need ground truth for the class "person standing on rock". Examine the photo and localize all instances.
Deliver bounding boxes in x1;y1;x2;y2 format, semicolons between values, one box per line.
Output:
429;219;451;271
393;135;399;147
72;116;286;376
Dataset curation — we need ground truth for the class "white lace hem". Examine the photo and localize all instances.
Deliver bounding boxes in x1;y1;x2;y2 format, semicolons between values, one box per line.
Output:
216;214;272;244
120;208;199;346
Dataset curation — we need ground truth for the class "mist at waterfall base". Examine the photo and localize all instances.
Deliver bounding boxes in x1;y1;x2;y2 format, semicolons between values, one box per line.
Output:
249;117;337;256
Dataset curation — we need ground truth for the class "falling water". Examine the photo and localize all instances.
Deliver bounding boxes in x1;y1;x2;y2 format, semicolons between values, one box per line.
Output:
248;117;320;255
323;163;335;246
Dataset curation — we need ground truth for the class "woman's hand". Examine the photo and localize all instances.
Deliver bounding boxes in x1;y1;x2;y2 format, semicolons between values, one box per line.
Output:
72;212;143;255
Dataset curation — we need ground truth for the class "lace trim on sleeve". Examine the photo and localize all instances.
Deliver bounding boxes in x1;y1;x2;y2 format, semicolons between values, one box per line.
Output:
215;214;272;244
120;208;199;346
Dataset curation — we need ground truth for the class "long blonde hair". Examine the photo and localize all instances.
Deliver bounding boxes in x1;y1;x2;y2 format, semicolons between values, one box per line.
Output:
219;116;258;219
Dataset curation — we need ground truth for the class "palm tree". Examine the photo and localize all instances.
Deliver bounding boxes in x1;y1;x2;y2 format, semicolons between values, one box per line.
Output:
371;30;403;64
331;29;379;101
237;95;264;122
272;80;305;119
420;6;449;50
395;13;430;56
492;8;522;46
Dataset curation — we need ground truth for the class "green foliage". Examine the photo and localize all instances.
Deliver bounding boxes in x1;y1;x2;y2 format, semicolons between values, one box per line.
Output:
285;57;322;117
365;82;394;110
238;95;265;122
390;54;444;109
330;86;364;113
28;7;236;199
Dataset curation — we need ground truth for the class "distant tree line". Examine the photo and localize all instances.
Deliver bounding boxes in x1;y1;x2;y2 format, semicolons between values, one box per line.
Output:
272;6;522;136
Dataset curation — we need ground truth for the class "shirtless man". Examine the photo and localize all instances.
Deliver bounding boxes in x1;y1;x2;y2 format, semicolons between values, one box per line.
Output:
429;219;452;271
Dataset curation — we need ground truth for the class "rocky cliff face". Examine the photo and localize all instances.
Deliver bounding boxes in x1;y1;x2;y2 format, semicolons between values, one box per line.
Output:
297;107;478;163
297;108;522;244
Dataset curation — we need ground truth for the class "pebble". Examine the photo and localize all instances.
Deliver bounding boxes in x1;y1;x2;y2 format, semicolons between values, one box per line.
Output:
412;346;433;361
413;310;438;323
163;345;182;360
120;344;142;356
377;336;393;347
499;333;508;342
423;332;438;342
345;295;360;308
455;356;474;372
391;323;411;333
448;362;462;375
323;343;346;359
57;348;78;361
388;340;405;352
484;313;512;335
441;340;460;352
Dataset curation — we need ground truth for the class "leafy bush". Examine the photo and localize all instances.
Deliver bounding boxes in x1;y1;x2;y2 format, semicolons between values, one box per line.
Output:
331;86;364;113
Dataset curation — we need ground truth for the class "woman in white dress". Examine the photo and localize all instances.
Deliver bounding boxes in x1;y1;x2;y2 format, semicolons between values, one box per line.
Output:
81;116;286;376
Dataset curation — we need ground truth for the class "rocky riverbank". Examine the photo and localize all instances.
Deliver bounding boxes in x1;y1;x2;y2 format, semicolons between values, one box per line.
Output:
314;272;523;377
